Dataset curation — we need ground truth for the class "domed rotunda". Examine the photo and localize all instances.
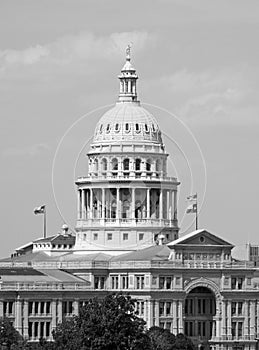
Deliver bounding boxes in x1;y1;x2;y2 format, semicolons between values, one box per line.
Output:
75;47;180;254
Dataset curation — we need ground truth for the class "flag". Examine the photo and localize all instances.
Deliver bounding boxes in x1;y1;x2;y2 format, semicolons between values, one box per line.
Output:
186;203;197;214
34;205;45;215
187;194;197;201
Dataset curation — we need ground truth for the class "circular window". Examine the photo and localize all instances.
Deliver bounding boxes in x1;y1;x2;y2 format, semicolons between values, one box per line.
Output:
199;236;205;243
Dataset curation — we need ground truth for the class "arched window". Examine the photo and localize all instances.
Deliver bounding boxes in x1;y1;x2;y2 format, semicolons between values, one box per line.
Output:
135;123;140;132
111;200;117;219
122;200;130;219
99;124;103;133
145;124;149;132
123;158;130;171
125;123;130;132
101;158;107;171
115;123;120;132
135;159;141;171
94;159;98;173
146;159;152;171
106;124;110;132
112;158;118;171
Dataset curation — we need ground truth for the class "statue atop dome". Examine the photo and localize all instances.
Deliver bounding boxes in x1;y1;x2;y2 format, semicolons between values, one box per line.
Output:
126;44;131;61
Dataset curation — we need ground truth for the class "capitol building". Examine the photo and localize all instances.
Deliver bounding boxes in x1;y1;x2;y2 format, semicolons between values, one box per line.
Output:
1;49;259;350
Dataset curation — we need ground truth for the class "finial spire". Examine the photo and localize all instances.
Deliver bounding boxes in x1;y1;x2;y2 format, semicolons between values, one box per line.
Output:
118;44;138;103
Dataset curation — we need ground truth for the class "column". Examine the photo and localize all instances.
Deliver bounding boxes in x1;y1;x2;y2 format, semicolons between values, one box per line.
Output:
0;300;3;318
102;188;105;219
250;300;256;338
159;189;163;220
173;191;177;220
116;187;120;219
227;300;232;339
89;188;93;219
15;296;22;332
172;300;177;334
178;300;183;333
221;300;227;339
51;300;57;331
147;188;150;219
128;79;131;93
169;190;173;220
82;189;86;219
73;299;79;316
155;300;160;326
77;190;81;219
147;300;153;329
244;301;249;339
132;188;135;220
23;300;29;339
57;300;63;324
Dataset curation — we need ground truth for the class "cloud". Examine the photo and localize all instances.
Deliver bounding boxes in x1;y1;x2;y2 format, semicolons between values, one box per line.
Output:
0;45;49;65
150;67;259;124
2;143;49;158
0;31;154;69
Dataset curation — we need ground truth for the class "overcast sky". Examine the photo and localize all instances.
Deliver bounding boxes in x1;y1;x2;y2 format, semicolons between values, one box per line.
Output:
0;0;258;258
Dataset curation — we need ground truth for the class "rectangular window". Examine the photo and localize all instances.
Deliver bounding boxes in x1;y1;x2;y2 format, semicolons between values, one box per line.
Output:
238;302;243;315
159;277;165;289
29;302;33;315
166;277;172;289
136;301;145;316
107;233;112;240
29;322;33;338
159;302;165;316
166;302;171;315
136;275;145;289
94;276;106;289
232;302;237;315
122;276;129;289
35;322;39;338
40;302;45;314
238;322;243;337
46;322;50;338
40;322;44;338
46;301;51;314
139;233;144;241
123;233;128;240
93;233;98;240
111;275;119;289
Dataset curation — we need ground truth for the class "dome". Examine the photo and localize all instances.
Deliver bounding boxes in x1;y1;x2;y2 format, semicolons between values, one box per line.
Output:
93;102;162;144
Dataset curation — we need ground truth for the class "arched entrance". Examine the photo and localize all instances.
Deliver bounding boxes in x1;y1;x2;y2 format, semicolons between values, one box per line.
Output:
184;286;216;350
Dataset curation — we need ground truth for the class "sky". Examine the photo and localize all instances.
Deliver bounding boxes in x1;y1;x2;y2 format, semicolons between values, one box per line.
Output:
0;0;259;258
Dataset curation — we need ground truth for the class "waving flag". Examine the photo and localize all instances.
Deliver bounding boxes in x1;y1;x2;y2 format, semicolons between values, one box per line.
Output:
34;205;45;215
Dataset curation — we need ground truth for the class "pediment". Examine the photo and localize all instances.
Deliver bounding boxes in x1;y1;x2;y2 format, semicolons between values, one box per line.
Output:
167;229;234;248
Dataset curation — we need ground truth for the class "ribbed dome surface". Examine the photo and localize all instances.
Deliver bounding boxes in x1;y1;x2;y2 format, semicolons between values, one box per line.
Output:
93;102;162;144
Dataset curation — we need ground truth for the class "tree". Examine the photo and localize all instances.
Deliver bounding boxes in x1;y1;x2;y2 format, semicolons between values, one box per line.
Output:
147;326;175;350
146;327;194;350
0;318;23;349
53;292;151;350
174;333;195;350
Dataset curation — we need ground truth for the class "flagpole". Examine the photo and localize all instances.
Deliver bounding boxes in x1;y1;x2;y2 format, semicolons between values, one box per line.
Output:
195;193;198;230
43;206;47;238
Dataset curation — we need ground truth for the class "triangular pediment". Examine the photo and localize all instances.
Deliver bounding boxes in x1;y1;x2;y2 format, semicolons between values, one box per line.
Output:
167;229;234;248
